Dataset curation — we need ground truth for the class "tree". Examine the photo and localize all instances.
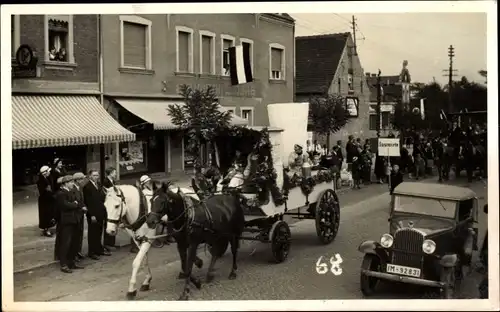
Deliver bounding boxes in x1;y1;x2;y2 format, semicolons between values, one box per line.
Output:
308;94;349;149
168;84;232;166
451;76;487;112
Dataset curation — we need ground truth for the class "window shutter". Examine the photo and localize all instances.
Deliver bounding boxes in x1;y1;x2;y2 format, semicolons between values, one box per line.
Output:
178;31;190;72
382;112;391;128
369;115;378;131
271;48;282;72
123;22;147;68
201;35;212;74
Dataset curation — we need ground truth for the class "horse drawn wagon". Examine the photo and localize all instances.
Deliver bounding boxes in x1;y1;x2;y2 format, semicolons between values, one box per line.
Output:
198;102;341;263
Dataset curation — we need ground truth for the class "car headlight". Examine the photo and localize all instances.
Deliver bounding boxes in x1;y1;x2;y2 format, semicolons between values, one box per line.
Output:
380;234;394;248
422;239;436;254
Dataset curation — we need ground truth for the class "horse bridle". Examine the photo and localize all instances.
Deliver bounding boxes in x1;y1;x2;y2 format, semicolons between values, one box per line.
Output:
107;187;126;225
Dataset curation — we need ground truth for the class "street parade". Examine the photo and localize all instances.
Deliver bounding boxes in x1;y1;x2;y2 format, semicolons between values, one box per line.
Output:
5;8;493;308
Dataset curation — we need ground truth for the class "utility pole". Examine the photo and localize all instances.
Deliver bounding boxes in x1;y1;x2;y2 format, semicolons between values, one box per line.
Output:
376;69;382;138
351;15;358;56
442;45;457;114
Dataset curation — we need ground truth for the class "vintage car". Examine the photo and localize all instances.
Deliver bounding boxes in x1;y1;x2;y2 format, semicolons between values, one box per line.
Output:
358;182;479;299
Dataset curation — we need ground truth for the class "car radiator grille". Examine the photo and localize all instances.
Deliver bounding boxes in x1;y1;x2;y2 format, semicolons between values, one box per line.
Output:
392;229;424;268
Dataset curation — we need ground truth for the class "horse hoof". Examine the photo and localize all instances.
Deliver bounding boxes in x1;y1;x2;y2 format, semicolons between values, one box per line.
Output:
193;279;202;290
206;274;215;283
228;272;237;280
126;290;137;300
178;272;188;279
195;258;203;268
140;284;150;291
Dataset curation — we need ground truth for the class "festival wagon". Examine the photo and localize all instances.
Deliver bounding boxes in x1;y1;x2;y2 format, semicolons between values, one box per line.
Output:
207;103;341;263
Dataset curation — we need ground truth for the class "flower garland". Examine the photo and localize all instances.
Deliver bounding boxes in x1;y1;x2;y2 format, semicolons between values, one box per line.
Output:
284;168;337;196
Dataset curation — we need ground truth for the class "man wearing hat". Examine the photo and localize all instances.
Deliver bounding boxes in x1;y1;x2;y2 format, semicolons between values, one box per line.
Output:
288;144;310;175
71;172;87;261
54;175;84;273
37;165;55;237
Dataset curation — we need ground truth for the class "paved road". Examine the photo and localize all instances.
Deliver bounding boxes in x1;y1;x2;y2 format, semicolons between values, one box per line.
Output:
13;180;487;301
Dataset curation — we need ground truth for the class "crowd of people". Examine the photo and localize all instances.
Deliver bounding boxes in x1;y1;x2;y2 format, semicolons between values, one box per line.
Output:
37;160;125;273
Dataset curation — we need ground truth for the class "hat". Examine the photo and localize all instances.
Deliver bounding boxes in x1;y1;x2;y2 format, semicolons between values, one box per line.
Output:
60;175;74;184
39;165;51;174
139;175;151;185
53;158;62;166
294;144;302;149
73;172;85;180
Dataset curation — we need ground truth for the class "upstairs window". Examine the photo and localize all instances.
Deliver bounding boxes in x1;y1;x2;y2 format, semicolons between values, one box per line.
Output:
269;43;285;80
120;15;152;70
176;26;194;73
48;16;70;62
221;35;235;76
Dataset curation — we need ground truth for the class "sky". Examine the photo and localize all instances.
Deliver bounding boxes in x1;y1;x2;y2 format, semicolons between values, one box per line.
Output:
292;13;487;85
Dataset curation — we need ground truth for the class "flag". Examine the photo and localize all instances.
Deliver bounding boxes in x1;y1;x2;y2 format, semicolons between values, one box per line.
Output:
439;109;447;121
228;43;253;86
420;98;425;120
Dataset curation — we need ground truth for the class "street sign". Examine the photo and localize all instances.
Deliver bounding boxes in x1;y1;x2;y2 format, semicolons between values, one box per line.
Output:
378;138;400;157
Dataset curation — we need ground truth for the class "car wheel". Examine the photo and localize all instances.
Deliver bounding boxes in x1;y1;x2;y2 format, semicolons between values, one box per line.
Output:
360;254;380;297
440;266;456;299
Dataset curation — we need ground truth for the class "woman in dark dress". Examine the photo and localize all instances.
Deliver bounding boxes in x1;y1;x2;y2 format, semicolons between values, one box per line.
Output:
37;166;56;237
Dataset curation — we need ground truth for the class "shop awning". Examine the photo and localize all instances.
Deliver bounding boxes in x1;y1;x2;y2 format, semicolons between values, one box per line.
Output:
115;98;248;130
12;95;136;150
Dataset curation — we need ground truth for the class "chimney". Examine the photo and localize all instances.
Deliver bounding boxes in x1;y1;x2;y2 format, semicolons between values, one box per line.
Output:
365;72;371;77
371;73;377;77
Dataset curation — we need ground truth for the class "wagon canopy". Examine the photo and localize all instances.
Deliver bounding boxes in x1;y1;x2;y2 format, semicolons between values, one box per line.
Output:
393;182;477;201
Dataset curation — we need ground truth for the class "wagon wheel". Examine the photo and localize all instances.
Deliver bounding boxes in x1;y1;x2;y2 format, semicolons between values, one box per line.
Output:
315;189;340;244
271;221;291;263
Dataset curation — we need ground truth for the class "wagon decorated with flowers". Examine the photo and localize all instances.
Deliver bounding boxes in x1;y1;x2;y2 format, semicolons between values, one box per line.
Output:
208;103;341;263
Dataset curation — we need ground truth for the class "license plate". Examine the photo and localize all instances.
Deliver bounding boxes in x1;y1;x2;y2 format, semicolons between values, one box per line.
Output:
386;264;421;277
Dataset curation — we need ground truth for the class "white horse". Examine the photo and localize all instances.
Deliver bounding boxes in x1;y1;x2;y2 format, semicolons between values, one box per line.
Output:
104;184;198;300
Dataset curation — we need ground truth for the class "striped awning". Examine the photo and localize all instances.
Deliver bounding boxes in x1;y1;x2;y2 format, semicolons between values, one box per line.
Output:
115;98;248;130
12;95;136;150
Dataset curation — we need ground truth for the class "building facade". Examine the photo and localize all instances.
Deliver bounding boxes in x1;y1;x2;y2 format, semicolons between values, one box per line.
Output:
295;33;372;147
11;15;134;187
100;13;295;177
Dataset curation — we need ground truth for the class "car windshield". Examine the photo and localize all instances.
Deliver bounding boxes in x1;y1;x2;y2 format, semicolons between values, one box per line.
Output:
394;195;456;219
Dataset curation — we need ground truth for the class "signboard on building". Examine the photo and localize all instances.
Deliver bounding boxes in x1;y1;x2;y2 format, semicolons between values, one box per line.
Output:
12;44;38;79
378;138;400;157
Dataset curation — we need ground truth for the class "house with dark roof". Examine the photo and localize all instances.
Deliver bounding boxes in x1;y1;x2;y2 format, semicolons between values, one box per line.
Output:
295;32;372;146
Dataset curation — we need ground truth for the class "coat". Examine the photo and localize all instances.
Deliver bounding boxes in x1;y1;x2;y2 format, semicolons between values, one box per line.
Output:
83;181;106;221
37;174;55;228
346;141;357;163
50;168;65;193
102;177;115;189
390;171;404;193
71;185;86;222
54;187;80;225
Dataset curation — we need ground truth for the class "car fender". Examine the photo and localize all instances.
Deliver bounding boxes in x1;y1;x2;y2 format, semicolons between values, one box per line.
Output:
440;254;458;268
358;240;389;262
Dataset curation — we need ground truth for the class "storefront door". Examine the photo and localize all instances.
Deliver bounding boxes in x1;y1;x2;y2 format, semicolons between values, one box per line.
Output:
169;131;184;173
147;133;166;173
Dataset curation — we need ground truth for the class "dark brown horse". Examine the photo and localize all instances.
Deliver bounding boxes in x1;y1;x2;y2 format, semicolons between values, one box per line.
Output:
146;182;245;300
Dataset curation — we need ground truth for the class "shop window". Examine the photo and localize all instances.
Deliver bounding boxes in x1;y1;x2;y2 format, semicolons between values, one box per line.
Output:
119;140;148;174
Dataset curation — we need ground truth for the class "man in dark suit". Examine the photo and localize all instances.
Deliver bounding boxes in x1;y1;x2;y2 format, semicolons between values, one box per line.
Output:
54;175;85;273
102;167;118;251
83;169;111;260
71;172;87;261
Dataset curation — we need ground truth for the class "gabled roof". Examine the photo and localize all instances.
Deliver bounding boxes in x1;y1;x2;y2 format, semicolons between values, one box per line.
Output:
262;13;295;23
295;32;350;95
366;75;401;87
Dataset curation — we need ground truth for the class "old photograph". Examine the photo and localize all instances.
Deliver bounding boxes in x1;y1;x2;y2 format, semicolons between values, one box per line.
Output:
1;1;497;310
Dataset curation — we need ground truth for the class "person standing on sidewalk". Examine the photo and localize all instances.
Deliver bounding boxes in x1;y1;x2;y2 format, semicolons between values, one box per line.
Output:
345;135;357;172
37;165;55;237
54;175;84;273
102;167;117;251
83;170;110;260
71;172;87;262
50;158;66;193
